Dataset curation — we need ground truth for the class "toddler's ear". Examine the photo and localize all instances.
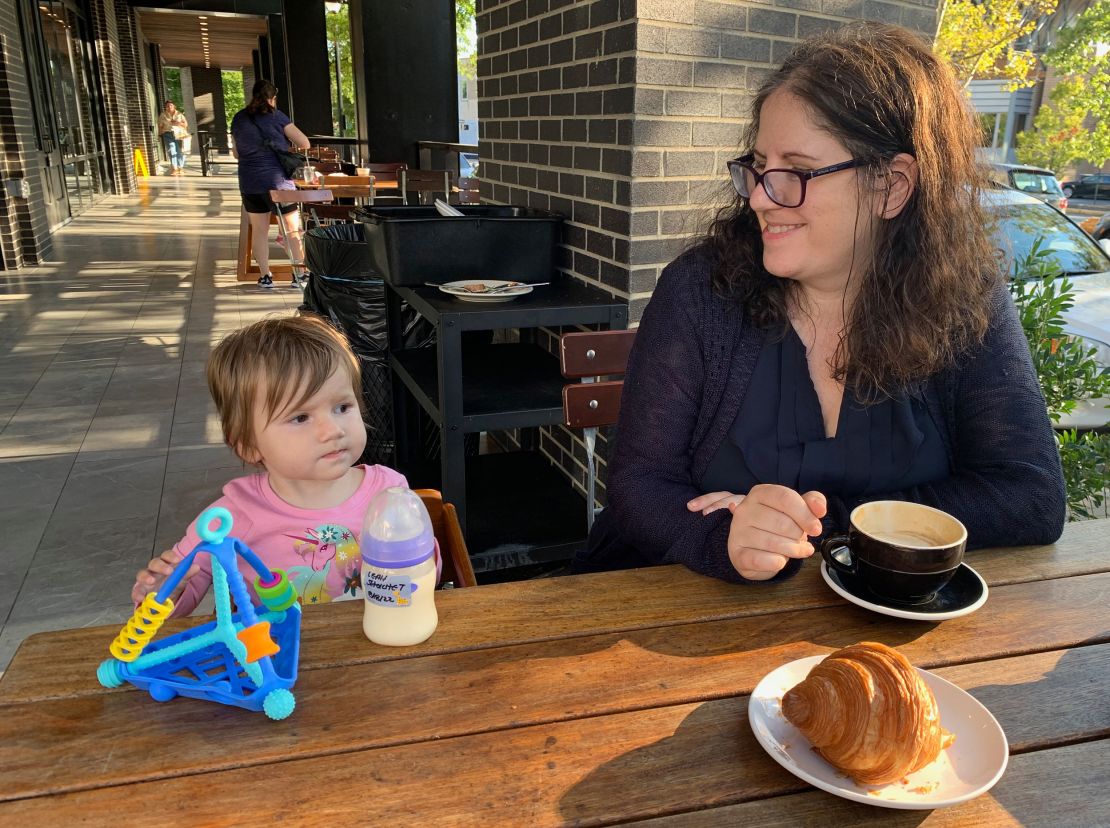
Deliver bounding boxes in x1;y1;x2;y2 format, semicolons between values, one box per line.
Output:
234;441;263;466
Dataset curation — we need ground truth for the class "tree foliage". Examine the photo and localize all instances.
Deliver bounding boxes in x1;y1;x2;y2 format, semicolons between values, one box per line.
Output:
935;0;1060;88
1015;0;1110;170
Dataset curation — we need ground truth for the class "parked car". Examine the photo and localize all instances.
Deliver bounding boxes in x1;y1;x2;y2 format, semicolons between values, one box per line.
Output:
1060;174;1110;201
986;188;1110;429
1093;212;1110;242
987;163;1068;212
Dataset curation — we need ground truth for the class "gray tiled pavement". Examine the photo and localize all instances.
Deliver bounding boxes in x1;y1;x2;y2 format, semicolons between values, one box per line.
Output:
0;175;305;671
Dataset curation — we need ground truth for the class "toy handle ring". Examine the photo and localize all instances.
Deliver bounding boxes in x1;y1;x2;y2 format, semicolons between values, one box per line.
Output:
197;507;234;545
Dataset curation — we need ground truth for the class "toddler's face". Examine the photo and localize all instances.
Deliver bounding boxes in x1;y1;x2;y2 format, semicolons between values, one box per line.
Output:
245;368;365;484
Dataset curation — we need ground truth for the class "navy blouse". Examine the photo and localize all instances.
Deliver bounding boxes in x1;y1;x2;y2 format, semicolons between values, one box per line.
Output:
700;327;950;498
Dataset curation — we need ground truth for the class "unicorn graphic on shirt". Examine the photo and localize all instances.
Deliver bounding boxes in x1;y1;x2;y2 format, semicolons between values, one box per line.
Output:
284;523;360;604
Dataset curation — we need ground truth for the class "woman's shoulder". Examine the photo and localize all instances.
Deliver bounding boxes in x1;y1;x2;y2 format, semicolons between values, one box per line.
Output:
647;243;724;316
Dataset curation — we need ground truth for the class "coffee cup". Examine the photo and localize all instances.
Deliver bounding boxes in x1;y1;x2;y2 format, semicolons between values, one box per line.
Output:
820;501;967;605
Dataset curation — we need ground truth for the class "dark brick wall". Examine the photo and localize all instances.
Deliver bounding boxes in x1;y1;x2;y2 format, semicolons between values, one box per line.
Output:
0;0;52;268
476;0;939;509
116;2;156;174
89;0;136;194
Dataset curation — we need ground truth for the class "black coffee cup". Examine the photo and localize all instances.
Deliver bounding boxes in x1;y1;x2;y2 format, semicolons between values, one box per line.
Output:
820;501;967;605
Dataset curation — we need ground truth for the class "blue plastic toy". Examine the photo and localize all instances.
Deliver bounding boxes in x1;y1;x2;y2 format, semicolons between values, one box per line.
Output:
97;507;302;720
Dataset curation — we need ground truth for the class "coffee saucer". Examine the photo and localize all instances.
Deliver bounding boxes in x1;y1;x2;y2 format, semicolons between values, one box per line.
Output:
820;561;988;621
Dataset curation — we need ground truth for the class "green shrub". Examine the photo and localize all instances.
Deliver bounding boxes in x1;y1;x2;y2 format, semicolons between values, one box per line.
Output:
1010;241;1110;518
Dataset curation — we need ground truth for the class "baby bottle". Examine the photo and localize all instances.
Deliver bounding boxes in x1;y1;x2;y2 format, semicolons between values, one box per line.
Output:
360;487;438;646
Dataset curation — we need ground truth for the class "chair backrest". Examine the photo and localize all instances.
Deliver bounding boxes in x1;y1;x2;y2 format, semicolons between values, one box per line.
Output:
363;162;407;180
269;188;336;205
401;169;455;204
323;174;375;188
311;160;343;175
457;176;481;204
560;330;637;429
415;489;477;588
559;330;636;528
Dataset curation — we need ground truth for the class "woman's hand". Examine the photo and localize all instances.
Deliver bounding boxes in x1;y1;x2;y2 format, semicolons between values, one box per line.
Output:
688;491;746;515
131;549;199;605
726;484;827;580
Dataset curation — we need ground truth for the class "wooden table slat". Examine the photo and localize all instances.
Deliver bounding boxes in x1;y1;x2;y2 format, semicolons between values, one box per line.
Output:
3;519;1108;706
1;646;1105;825
1;574;1107;804
624;739;1110;828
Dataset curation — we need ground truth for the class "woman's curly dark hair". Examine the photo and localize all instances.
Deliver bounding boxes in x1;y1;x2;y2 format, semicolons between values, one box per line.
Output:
704;23;999;400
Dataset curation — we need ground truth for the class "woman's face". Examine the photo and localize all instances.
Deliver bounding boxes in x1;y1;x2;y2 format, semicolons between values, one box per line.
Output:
748;89;878;294
165;102;176;114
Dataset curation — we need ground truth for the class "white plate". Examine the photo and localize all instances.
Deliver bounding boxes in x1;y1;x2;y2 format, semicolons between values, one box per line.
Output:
748;655;1008;809
820;561;988;621
437;280;533;302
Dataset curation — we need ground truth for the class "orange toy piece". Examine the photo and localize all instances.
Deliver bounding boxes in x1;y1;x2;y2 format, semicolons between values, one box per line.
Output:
237;621;280;662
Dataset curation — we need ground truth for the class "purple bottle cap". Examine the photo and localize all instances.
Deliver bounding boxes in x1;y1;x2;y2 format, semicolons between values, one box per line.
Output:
361;487;435;569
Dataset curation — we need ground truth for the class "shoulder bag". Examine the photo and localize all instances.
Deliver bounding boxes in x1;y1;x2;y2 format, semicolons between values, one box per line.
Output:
248;115;304;179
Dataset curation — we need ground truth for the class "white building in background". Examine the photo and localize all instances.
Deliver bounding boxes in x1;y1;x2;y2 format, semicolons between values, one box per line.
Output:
458;73;478;145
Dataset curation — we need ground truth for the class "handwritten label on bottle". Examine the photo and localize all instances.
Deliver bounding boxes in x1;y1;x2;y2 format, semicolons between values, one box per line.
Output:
364;570;414;608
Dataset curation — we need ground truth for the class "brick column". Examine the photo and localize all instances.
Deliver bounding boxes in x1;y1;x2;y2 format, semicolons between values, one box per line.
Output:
0;0;52;267
476;0;939;508
88;0;135;194
114;1;156;175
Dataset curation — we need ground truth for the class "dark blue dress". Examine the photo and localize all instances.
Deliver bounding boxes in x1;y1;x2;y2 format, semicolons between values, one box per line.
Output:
700;327;950;498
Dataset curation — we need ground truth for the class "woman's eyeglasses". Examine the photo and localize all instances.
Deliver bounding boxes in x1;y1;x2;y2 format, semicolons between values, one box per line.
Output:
727;154;865;208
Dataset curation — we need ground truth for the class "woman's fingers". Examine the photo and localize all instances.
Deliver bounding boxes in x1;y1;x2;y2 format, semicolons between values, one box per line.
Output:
802;490;828;520
688;491;736;512
730;548;790;577
749;484;824;537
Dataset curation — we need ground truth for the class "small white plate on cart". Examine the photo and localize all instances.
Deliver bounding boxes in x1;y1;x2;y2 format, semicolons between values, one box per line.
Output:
437;280;533;302
748;654;1008;809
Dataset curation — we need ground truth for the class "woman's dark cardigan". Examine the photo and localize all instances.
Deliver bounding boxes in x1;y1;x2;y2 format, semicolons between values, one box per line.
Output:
590;247;1066;583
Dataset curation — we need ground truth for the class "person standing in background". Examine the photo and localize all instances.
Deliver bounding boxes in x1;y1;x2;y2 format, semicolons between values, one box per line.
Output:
157;101;188;176
230;80;312;290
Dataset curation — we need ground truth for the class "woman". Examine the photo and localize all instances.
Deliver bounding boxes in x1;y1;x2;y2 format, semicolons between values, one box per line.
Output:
157;101;188;176
230;79;311;289
579;23;1065;584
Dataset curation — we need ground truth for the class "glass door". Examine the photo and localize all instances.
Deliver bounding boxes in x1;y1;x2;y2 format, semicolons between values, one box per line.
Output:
36;0;108;216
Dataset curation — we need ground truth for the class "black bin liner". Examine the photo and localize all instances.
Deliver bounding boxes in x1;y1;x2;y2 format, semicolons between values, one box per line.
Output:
303;224;431;466
304;222;375;281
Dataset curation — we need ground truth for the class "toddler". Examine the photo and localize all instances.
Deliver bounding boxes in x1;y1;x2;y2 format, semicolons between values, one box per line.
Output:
132;314;436;616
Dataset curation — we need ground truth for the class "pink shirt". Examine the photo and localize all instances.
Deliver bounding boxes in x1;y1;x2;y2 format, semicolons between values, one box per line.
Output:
169;465;436;616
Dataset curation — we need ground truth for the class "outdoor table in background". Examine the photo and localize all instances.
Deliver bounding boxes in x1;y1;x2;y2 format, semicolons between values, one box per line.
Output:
0;519;1107;824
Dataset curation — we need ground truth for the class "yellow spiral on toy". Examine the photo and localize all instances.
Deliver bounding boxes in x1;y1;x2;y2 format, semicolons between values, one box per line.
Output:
110;593;175;662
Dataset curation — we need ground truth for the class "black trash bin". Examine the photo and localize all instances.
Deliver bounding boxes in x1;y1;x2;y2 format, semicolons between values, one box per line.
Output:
302;224;434;466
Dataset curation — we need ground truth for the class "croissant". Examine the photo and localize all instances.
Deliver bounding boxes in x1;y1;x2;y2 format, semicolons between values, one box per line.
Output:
781;642;948;785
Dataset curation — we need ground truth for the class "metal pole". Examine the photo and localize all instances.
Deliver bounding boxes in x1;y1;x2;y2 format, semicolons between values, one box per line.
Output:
333;40;345;136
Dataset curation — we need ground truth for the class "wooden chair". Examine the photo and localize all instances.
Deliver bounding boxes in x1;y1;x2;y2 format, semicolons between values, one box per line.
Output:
362;163;407;205
559;330;637;529
236;190;334;281
457;176;481;204
415;489;477;588
401;169;455;205
269;188;335;275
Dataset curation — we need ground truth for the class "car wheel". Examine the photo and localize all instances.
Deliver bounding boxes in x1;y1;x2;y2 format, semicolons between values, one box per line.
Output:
1063;186;1074;198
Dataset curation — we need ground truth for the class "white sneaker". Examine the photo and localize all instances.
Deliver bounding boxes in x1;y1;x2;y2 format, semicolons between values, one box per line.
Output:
257;273;275;289
292;273;309;290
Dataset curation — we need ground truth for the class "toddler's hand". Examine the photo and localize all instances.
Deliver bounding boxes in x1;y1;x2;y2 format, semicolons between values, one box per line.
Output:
131;549;200;605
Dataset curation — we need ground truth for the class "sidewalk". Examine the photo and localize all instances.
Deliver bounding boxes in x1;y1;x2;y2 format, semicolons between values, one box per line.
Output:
0;176;304;671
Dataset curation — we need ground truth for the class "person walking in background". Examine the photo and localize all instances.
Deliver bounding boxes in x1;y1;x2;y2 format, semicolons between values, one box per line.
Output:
230;79;311;290
157;100;188;176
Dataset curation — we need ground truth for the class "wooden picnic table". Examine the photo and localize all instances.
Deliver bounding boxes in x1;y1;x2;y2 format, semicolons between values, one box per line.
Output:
1;519;1108;824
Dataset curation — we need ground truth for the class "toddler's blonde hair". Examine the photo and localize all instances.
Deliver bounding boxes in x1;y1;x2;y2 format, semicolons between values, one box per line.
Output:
207;314;362;462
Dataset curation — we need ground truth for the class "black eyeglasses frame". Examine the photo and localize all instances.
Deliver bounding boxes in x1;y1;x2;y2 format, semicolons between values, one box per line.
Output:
726;154;866;208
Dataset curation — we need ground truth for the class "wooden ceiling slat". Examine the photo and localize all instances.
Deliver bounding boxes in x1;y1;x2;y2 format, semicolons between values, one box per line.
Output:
136;10;266;69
